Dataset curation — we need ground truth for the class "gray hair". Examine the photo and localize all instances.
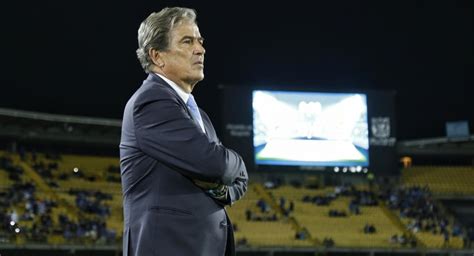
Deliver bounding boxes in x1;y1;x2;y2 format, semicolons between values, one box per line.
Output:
136;7;197;73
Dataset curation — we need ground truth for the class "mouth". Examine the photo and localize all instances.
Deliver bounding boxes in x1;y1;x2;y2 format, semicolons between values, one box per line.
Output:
194;60;204;66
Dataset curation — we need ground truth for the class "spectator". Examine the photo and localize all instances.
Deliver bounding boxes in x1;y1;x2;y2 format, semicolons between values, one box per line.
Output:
398;234;407;246
323;237;335;248
452;223;462;237
237;237;248;246
443;229;450;246
279;197;286;209
295;230;306;240
9;210;18;224
389;234;398;244
329;209;347;217
349;200;360;215
363;223;376;234
245;209;252;221
256;199;270;213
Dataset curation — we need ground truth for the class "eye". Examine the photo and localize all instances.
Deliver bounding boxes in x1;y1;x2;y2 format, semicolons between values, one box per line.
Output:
182;39;192;44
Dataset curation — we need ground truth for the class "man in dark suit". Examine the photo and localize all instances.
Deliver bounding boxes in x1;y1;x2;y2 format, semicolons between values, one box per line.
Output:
120;7;248;256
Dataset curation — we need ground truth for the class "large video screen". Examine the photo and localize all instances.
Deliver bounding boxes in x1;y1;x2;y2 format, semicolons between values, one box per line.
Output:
253;90;369;167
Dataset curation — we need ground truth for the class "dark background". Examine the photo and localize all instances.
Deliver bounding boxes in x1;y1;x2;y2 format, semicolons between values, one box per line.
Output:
2;1;472;140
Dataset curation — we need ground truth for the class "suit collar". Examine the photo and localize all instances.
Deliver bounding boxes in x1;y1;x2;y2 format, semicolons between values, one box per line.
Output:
154;73;190;104
146;73;210;136
146;73;187;107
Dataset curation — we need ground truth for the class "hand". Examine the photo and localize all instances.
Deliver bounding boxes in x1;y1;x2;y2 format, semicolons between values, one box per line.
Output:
192;179;228;202
192;179;220;190
207;184;228;201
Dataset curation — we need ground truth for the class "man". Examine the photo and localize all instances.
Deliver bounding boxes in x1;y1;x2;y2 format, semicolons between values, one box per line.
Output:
120;7;248;256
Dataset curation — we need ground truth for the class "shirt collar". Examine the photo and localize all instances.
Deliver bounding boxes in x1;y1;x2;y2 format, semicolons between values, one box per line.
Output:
155;73;190;104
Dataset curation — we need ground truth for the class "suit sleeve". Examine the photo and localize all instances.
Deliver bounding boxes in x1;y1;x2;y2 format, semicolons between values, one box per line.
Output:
209;138;248;206
227;164;248;205
134;90;244;185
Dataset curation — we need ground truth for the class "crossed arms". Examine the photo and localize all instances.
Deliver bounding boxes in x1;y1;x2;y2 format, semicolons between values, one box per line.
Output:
134;88;248;205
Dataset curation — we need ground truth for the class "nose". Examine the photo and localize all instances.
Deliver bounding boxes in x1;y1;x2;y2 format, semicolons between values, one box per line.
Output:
194;42;205;55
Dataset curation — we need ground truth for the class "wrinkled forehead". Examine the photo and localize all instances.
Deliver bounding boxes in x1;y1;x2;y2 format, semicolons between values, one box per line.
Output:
170;20;201;41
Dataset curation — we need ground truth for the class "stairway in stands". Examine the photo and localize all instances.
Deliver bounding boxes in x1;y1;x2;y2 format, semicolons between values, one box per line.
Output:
254;183;320;246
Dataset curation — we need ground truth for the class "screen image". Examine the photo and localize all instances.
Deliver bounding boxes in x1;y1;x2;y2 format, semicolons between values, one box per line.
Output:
253;90;369;167
446;121;470;139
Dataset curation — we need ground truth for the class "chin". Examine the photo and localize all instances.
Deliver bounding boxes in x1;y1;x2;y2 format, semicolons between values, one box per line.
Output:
187;70;204;84
194;73;205;82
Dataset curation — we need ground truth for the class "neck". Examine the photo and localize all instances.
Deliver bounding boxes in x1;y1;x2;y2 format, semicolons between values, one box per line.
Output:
153;69;194;93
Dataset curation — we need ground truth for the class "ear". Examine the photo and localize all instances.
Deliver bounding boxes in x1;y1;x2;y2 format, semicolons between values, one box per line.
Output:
148;48;165;68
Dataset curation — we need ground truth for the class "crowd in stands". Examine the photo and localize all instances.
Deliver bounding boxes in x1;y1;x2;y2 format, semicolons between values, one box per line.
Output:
0;155;23;182
106;165;121;183
72;189;111;217
246;199;278;222
382;186;463;245
0;161;58;243
0;150;118;245
59;214;116;244
244;189;297;223
3;146;474;249
300;183;378;221
31;160;57;180
389;233;417;248
263;176;284;189
302;194;333;206
31;157;99;185
241;179;474;249
28;149;121;185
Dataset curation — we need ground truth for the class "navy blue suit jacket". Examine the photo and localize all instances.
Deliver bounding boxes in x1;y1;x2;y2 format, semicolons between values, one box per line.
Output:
120;74;248;256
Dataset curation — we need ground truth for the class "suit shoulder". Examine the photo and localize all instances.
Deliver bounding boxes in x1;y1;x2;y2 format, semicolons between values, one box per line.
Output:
134;78;179;105
123;76;181;118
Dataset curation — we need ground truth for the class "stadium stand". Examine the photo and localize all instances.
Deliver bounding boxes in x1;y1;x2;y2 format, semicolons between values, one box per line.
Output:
1;148;474;256
0;150;120;246
383;185;464;249
1;109;473;255
402;166;474;196
267;184;407;248
1;148;473;250
224;183;314;247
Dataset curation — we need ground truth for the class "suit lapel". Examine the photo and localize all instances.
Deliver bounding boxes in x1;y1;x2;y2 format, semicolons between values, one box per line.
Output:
148;73;188;108
200;110;219;142
149;73;211;137
148;73;195;123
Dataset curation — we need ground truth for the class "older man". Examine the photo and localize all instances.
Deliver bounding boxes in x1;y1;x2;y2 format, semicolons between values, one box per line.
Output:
120;7;248;256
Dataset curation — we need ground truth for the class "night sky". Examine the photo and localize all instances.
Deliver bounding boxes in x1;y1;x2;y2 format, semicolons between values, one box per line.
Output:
2;1;472;140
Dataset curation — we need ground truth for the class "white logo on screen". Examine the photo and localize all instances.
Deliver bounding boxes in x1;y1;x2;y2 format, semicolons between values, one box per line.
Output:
371;117;390;138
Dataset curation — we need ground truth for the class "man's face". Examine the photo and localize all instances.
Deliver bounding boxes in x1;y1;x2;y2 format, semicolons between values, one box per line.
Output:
160;21;205;89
